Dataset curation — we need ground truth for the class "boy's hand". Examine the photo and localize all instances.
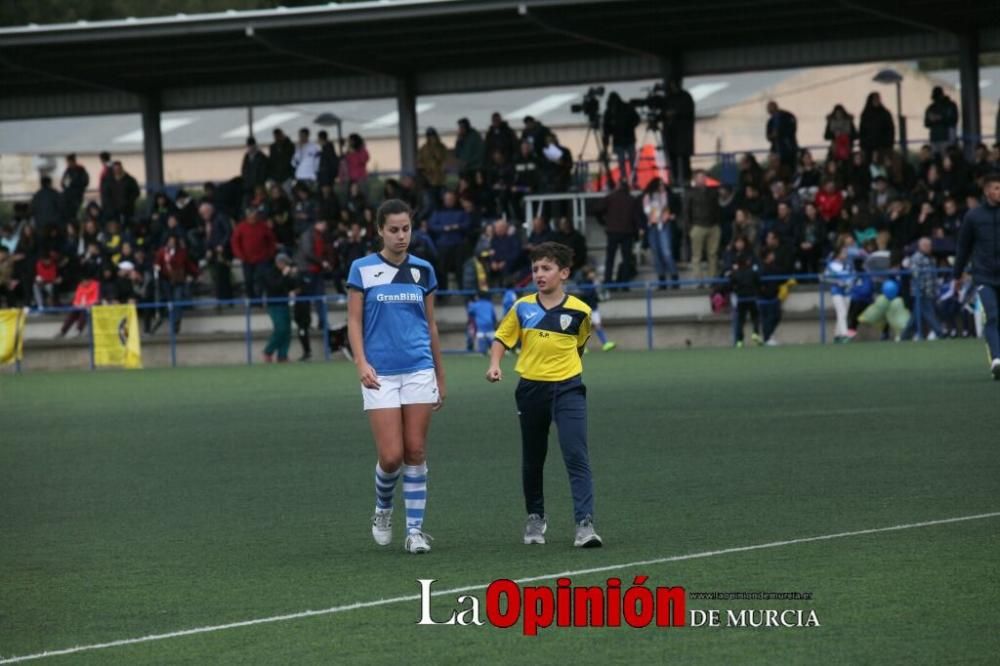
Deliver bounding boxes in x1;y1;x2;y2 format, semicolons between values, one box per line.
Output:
486;366;502;383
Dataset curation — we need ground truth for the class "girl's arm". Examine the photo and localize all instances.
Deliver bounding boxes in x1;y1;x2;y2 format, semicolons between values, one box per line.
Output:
347;289;379;388
425;293;446;410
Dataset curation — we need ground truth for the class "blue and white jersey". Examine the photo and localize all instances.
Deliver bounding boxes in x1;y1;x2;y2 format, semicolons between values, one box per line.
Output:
824;259;854;296
347;253;438;375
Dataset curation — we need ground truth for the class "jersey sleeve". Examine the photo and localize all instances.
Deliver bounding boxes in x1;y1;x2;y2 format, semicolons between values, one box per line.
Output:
494;302;521;349
577;310;592;349
346;260;363;291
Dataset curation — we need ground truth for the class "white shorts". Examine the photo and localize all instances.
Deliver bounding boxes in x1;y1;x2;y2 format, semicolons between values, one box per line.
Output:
362;368;439;410
591;309;602;326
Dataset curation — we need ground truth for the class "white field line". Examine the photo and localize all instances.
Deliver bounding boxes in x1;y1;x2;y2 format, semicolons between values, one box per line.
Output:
2;511;997;663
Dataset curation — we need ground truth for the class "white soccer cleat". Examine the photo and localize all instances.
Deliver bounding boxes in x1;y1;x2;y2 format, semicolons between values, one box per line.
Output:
574;515;603;548
992;358;1000;381
404;530;432;554
371;508;392;546
523;513;547;545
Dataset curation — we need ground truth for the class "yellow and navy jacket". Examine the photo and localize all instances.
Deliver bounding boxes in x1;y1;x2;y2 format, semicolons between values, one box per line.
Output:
494;293;591;381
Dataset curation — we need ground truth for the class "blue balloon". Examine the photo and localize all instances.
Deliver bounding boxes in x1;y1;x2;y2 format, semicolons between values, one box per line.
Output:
881;279;900;300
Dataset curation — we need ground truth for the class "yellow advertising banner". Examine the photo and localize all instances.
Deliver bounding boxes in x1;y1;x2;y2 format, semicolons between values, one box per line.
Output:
0;308;26;365
91;304;142;369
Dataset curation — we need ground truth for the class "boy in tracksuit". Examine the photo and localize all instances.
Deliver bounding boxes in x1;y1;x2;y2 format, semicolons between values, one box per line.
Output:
486;242;602;548
729;256;761;347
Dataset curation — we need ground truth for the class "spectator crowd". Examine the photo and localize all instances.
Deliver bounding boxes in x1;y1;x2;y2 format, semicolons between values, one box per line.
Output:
1;86;998;351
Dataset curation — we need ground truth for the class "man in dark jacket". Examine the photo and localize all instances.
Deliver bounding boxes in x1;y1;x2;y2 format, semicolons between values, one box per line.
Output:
60;154;89;222
485;112;518;164
684;170;722;284
241;137;269;205
602;92;641;186
269;128;295;184
259;252;298;363
765;101;798;168
953;172;1000;379
454;118;485;174
593;179;641;289
663;80;695;186
316;130;340;189
32;176;62;230
859;92;895;157
553;216;588;275
100;162;140;224
199;201;233;304
429;190;471;292
521;116;550;157
925;86;959;156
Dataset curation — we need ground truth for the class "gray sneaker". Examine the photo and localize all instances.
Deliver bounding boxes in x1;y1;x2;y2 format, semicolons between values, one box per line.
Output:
523;513;547;545
404;530;432;554
574;515;603;548
371;508;392;546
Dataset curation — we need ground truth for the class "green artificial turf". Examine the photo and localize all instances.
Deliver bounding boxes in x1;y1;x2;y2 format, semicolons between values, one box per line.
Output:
1;341;997;664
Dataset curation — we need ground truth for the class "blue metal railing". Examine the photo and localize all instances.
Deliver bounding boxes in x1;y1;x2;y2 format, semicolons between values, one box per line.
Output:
8;266;967;372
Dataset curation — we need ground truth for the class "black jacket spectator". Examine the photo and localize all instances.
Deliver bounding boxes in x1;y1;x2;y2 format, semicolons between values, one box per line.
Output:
553;219;588;273
317;135;340;188
859;93;895;156
455;119;486;172
269;130;295;183
60;157;89;221
241;140;269;195
100;165;140;223
485;114;519;163
663;83;695;157
31;177;62;229
924;88;959;144
602;93;640;150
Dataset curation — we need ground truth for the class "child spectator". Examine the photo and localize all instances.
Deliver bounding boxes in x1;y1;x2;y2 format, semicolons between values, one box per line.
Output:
729;255;761;347
467;292;498;354
33;250;62;308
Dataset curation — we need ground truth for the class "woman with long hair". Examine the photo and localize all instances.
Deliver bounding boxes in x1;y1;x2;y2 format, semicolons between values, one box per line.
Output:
347;199;445;554
641;178;678;288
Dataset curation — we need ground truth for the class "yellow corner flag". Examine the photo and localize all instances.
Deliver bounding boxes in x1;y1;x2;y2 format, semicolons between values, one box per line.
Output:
91;304;143;369
0;308;27;366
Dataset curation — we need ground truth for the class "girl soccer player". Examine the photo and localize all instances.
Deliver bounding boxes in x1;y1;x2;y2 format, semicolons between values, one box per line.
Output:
347;199;445;554
486;242;603;548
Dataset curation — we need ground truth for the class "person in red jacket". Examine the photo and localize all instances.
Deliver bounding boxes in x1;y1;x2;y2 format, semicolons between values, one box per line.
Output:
230;206;277;300
33;250;62;309
814;178;844;230
155;235;199;333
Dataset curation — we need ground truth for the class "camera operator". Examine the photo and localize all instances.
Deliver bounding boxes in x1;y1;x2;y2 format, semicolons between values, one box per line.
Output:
602;92;641;187
521;115;550;158
663;79;695;188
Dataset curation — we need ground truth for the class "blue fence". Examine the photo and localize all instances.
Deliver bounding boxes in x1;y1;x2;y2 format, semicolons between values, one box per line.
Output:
10;267;968;373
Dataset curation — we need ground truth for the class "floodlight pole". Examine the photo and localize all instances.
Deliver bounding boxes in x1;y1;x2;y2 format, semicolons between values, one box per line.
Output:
895;80;907;156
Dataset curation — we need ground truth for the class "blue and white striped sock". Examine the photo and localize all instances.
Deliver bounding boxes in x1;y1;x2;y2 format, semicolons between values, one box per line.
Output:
403;463;428;534
374;463;401;512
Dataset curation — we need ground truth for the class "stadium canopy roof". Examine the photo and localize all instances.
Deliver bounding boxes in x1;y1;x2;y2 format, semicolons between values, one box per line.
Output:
1;0;998;119
1;0;995;185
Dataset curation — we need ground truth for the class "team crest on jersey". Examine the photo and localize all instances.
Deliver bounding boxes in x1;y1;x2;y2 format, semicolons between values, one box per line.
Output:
559;314;572;331
411;267;421;283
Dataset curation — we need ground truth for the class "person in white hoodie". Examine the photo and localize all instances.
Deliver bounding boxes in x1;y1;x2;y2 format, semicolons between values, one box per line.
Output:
291;127;321;189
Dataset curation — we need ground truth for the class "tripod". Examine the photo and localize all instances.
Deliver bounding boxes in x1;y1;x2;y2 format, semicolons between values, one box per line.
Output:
575;118;614;191
632;119;672;189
